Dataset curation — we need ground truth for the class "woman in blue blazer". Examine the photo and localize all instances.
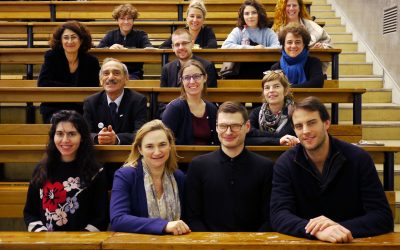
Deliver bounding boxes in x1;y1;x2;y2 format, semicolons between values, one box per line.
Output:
110;120;190;235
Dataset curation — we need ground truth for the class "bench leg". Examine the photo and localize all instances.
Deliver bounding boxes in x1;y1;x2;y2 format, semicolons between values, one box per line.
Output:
383;152;394;191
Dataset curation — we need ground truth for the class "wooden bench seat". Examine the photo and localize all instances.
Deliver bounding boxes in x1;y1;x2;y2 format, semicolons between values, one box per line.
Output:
0;124;361;145
0;86;364;124
0;79;339;88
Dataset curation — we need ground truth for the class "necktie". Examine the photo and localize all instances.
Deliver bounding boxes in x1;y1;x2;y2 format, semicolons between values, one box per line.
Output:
109;102;118;128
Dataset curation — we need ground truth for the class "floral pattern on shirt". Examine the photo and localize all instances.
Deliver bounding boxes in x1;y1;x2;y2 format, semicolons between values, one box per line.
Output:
40;177;85;231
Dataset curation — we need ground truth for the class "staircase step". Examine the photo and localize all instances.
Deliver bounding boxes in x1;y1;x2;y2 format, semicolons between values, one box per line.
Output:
310;4;333;11
339;79;383;88
330;32;354;42
341;52;366;63
333;42;358;52
318;17;342;25
323;25;346;33
328;63;373;75
363;89;392;103
362;122;400;140
312;0;329;5
310;10;337;18
335;103;400;121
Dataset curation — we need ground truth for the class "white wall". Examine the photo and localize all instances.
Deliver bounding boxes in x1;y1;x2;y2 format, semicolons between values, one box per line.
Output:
331;0;400;103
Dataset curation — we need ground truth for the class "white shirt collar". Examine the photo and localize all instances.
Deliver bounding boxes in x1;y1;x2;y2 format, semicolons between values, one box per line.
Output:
107;89;124;111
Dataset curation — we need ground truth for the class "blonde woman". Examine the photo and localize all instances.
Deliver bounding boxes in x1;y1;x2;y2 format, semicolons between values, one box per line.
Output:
247;70;299;146
160;0;217;48
110;120;190;235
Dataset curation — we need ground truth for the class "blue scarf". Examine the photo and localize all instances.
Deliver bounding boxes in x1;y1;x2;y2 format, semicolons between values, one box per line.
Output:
280;49;309;85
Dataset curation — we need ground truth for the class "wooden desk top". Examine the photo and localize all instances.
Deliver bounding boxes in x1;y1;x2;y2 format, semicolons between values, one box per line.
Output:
102;232;400;250
1;231;397;250
0;231;113;250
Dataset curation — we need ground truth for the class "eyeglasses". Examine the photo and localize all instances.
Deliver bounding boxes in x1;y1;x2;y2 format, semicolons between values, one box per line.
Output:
263;69;284;75
181;73;203;83
216;123;245;132
173;41;191;48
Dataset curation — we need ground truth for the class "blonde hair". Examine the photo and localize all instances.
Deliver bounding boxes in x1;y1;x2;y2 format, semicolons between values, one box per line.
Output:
187;0;207;18
124;120;178;173
261;70;294;101
272;0;311;32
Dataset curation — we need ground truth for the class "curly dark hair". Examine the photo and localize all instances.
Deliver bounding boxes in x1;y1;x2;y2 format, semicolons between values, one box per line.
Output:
32;110;100;188
49;21;93;53
278;22;311;49
237;0;271;29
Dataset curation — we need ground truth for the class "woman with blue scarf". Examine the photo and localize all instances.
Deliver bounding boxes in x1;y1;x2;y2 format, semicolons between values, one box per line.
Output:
271;23;324;88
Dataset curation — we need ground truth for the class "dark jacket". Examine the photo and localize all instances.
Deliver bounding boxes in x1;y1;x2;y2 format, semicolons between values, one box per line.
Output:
97;29;152;79
162;98;218;145
246;105;295;145
160;55;217;88
159;26;218;49
83;88;147;145
271;56;324;88
185;148;273;232
110;160;185;234
270;136;393;238
37;49;100;123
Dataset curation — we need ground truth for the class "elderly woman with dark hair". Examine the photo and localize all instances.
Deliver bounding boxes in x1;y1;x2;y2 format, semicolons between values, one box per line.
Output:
24;110;109;232
38;21;100;123
271;23;324;88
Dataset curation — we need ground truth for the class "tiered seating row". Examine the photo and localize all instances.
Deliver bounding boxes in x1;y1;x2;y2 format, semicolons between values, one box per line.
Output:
0;1;312;21
0;86;364;124
0;144;398;219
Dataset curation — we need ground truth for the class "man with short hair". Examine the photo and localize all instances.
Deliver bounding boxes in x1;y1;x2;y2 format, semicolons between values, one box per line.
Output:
83;58;147;145
270;96;393;243
160;28;217;88
185;101;273;232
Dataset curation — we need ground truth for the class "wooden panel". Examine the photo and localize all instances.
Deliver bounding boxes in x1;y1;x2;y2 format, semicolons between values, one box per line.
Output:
0;231;112;249
103;231;400;250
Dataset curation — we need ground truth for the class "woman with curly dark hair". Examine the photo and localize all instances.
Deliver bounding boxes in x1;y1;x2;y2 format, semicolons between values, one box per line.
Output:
24;110;109;232
221;0;280;79
38;21;100;123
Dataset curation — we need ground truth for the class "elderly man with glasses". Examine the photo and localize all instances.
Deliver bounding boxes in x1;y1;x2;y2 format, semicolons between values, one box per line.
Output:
185;101;274;232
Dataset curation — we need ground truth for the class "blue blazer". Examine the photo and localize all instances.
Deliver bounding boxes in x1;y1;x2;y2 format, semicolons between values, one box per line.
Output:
110;161;185;234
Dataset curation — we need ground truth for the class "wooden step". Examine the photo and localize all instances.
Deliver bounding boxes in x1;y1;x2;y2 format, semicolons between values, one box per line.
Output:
333;42;358;52
310;10;337;18
323;25;346;33
339;79;383;88
362;122;400;140
330;32;354;42
310;4;333;11
341;52;366;63
363;89;392;103
327;63;373;75
335;103;400;121
317;17;342;25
